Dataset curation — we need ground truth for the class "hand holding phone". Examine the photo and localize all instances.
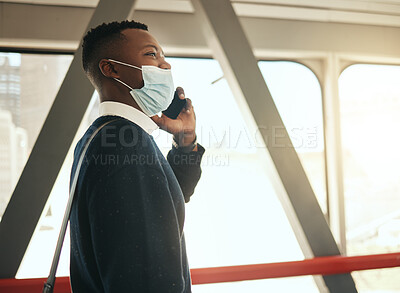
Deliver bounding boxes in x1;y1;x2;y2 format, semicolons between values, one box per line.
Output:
162;89;187;119
151;87;196;142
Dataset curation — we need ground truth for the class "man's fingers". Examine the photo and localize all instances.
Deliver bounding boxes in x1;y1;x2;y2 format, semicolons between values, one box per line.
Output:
175;88;194;116
150;114;163;126
185;98;193;110
176;87;185;99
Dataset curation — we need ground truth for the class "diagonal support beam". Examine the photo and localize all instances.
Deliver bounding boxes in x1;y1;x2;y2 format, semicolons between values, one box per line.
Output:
190;0;357;292
0;0;138;278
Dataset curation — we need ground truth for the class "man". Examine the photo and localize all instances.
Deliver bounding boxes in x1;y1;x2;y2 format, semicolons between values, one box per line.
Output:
69;20;205;293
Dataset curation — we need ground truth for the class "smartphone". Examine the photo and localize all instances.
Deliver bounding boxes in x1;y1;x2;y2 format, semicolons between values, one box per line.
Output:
162;90;187;119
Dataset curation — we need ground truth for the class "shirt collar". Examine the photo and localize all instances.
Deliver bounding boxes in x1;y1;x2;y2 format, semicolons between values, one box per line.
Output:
99;101;159;135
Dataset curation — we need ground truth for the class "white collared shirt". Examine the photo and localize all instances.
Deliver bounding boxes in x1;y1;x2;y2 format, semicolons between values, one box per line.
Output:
99;101;159;134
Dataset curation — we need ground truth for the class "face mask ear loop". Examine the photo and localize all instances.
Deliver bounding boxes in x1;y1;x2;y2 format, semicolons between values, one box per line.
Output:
107;59;142;71
113;77;134;91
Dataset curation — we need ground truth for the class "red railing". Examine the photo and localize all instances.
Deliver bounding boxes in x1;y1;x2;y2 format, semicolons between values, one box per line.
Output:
1;252;399;293
191;252;400;284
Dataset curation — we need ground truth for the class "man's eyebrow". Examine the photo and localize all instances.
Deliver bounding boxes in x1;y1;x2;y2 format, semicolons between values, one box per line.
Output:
142;44;165;55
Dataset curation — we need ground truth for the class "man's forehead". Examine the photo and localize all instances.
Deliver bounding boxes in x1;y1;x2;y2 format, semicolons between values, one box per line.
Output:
121;28;160;50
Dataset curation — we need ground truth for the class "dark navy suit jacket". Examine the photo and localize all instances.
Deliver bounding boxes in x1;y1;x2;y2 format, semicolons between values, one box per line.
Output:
69;115;205;293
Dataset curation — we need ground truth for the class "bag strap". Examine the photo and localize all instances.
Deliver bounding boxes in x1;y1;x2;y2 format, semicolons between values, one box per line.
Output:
43;118;118;293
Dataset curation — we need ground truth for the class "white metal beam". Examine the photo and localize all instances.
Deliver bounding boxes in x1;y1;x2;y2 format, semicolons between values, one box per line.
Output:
322;54;347;255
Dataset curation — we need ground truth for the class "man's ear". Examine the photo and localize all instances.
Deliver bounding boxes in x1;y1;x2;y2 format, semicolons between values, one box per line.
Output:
99;59;119;78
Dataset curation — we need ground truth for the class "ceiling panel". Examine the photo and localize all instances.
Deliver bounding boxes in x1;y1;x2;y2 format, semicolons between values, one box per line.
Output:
1;0;400;26
0;0;98;7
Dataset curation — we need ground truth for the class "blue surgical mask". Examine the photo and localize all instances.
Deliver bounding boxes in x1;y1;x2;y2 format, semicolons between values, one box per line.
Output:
107;59;174;117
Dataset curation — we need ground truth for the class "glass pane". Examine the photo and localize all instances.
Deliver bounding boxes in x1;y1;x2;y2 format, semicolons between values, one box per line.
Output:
0;52;73;220
339;64;400;291
352;267;400;293
258;61;326;214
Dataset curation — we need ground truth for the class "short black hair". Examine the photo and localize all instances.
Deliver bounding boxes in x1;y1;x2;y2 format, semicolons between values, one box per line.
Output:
82;20;148;84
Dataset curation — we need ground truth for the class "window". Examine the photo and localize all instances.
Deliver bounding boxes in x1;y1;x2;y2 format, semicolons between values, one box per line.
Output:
0;53;73;220
339;64;400;292
258;61;326;215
